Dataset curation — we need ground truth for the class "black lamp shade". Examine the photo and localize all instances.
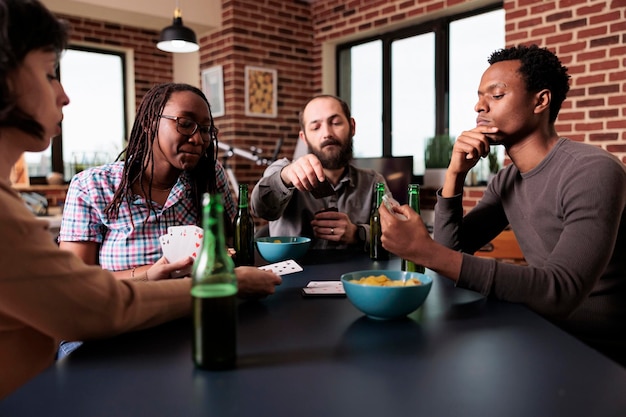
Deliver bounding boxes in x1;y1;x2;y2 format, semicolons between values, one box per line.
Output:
157;16;199;53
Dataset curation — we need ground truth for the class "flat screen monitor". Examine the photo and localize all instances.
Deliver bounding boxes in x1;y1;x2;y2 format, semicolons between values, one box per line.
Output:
353;156;414;205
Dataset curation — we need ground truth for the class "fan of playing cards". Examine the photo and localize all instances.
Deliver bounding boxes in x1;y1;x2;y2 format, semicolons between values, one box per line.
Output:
159;225;204;277
160;225;304;278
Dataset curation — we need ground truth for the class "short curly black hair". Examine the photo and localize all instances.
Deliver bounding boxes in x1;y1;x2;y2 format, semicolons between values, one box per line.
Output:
489;44;570;123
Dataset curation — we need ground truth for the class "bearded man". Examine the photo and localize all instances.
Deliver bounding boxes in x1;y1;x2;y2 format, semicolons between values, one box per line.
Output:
250;95;387;250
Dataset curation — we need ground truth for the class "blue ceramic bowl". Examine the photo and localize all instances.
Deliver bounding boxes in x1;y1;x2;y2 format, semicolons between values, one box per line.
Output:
255;236;311;263
341;270;432;320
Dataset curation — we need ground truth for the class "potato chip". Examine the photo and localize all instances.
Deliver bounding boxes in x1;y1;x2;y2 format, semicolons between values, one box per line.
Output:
350;274;421;287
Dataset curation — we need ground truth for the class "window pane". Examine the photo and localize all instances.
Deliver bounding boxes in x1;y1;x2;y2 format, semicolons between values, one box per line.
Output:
24;48;126;181
24;147;52;177
348;40;382;158
391;33;435;175
60;49;125;180
449;9;505;182
338;8;503;179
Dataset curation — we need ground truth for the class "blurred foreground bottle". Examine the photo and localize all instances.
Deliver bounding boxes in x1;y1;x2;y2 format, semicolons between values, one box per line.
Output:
233;183;255;266
191;193;237;370
369;182;389;261
401;184;425;273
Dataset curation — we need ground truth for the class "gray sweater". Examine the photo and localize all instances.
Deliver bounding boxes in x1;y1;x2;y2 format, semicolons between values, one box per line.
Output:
434;138;626;361
250;158;386;250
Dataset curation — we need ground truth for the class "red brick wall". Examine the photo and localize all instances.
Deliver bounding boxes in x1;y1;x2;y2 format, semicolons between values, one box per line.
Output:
199;1;315;186
506;0;626;154
305;0;626;212
56;1;626;214
59;14;173;109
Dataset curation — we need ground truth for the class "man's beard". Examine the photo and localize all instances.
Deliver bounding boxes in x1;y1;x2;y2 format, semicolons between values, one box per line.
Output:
306;136;354;170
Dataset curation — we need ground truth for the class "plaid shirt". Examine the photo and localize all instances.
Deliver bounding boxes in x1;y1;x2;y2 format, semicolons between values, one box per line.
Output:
59;161;235;271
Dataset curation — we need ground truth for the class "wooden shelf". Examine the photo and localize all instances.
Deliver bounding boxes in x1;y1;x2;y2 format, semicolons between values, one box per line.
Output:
475;229;526;264
12;184;68;192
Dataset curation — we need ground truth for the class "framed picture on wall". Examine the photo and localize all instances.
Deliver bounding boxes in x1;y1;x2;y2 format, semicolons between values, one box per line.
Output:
201;65;225;117
244;66;277;118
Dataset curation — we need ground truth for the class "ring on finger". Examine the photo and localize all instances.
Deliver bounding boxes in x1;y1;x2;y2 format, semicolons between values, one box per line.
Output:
330;227;334;235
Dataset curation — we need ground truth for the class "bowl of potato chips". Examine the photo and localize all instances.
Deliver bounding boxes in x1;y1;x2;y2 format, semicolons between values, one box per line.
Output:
341;270;432;320
255;236;311;263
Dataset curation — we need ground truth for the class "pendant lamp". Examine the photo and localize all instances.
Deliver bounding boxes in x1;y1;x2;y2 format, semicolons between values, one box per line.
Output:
157;6;199;53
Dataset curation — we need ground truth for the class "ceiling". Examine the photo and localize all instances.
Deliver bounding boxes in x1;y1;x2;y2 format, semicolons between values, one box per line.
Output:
41;0;221;35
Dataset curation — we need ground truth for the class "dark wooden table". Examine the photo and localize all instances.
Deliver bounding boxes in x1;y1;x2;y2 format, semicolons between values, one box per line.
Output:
2;250;625;416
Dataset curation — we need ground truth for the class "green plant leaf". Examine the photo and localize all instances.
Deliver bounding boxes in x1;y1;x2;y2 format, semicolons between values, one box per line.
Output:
424;135;454;169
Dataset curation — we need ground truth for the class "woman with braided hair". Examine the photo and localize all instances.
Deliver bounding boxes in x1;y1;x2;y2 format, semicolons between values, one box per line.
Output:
59;82;281;296
106;83;229;231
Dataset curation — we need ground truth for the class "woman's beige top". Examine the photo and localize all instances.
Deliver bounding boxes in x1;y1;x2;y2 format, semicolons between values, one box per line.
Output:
0;179;191;399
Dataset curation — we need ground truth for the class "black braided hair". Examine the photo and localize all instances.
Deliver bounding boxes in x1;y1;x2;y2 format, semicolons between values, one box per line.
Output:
104;83;218;227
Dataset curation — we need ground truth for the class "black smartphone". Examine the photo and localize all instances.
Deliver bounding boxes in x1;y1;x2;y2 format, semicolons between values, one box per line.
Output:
310;181;335;199
315;207;338;215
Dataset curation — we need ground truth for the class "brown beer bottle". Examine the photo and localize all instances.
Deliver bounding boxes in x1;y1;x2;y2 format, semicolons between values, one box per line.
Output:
369;182;389;260
233;184;255;266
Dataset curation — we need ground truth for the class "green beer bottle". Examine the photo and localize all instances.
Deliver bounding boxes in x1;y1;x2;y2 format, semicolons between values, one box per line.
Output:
191;193;237;370
401;184;425;273
369;182;389;260
233;184;255;266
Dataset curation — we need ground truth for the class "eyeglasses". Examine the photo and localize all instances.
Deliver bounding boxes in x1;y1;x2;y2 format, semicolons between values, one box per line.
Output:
159;115;217;142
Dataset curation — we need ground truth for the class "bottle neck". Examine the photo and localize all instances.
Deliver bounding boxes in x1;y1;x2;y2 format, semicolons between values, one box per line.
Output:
202;194;228;254
408;185;420;211
373;183;385;208
238;186;249;209
193;193;236;286
375;189;385;207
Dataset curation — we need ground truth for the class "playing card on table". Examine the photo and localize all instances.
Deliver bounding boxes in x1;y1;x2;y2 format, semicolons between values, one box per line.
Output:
301;281;345;296
258;259;303;276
